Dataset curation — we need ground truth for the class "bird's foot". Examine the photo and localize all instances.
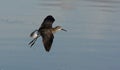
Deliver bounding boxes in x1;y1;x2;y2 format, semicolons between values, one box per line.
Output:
28;37;38;47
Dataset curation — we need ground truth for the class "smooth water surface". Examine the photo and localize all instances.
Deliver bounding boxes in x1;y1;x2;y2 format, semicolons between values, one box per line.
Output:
0;0;120;70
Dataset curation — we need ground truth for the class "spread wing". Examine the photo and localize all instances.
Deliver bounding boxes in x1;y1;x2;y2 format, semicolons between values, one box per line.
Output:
39;15;55;29
41;29;54;52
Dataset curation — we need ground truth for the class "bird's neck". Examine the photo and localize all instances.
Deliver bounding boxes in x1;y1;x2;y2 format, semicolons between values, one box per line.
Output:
51;27;59;33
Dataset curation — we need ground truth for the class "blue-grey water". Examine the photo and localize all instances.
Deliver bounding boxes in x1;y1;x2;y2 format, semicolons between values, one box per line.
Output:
0;0;120;70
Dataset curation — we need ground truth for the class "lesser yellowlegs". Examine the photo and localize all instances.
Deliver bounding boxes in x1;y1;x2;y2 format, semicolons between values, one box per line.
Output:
28;15;67;52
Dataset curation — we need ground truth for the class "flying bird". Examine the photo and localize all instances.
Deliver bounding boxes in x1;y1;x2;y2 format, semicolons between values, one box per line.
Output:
28;15;67;52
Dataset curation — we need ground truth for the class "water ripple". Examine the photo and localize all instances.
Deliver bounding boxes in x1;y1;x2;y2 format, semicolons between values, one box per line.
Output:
84;0;120;13
84;0;120;4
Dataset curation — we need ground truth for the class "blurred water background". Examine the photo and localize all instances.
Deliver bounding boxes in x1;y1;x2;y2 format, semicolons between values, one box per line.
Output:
0;0;120;70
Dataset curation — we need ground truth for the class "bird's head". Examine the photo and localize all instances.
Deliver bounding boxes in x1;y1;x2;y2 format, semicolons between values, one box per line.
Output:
55;26;67;32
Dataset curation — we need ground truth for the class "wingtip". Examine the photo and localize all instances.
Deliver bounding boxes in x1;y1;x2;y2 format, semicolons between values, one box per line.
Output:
46;50;50;52
45;47;51;52
45;15;55;22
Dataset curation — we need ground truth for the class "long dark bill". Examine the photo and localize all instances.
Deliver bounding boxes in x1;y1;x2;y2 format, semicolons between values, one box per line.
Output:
61;28;67;32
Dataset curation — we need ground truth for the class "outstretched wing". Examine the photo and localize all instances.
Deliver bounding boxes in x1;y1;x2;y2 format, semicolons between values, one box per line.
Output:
40;29;54;52
39;15;55;29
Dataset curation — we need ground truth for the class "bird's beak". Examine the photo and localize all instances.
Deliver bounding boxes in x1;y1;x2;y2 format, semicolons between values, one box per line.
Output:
61;28;67;32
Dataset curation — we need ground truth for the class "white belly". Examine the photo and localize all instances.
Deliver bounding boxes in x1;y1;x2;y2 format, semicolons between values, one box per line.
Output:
32;33;38;38
30;30;39;38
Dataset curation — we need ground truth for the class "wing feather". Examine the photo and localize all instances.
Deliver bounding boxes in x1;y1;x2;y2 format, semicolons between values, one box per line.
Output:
39;15;55;29
40;29;54;52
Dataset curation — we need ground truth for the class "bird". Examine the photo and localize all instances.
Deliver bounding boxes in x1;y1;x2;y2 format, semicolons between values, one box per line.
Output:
28;15;67;52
